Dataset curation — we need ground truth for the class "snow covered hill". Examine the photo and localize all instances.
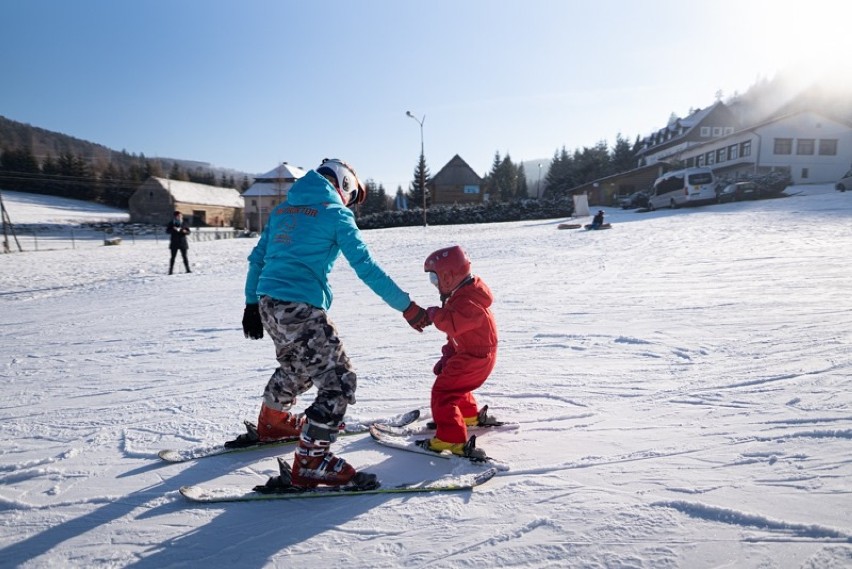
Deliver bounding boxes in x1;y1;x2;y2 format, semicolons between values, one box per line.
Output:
1;185;850;568
1;189;129;225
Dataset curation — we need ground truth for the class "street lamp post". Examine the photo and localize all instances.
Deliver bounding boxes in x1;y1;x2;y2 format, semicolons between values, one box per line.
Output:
538;163;543;198
406;110;427;227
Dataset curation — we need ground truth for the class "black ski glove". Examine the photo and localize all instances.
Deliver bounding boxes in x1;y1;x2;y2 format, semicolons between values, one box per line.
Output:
242;304;264;339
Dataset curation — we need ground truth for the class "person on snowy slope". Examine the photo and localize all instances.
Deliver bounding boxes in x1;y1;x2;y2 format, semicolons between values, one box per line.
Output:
165;211;192;274
235;158;430;489
421;245;498;460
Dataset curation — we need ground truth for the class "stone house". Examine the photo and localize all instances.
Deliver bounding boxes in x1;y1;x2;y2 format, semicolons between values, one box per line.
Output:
128;177;243;227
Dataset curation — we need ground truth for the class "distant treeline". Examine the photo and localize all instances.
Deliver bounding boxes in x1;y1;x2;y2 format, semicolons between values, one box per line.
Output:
0;115;251;209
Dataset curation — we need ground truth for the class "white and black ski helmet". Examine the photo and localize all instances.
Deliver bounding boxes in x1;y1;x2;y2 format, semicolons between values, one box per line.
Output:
316;158;366;206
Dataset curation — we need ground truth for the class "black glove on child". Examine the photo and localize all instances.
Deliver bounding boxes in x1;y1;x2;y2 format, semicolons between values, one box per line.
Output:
403;301;431;332
242;304;264;339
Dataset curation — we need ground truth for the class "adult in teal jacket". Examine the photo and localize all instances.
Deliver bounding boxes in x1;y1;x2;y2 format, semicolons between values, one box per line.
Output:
235;158;430;490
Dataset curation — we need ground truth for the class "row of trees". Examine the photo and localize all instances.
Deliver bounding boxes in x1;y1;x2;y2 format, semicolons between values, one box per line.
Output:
396;133;642;208
0;146;246;209
2;110;642;216
543;134;641;198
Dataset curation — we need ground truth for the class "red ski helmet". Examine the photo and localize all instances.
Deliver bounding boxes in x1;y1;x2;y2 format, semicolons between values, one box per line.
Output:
424;245;471;295
316;158;367;206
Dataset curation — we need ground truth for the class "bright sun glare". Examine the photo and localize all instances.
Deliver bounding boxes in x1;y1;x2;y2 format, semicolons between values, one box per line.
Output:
746;5;850;91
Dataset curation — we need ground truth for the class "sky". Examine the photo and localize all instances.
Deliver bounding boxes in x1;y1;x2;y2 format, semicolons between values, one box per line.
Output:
2;0;847;191
1;184;850;567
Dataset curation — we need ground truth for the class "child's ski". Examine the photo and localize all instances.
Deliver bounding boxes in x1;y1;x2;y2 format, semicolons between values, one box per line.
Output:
159;409;420;463
179;467;498;503
368;424;510;471
371;419;518;437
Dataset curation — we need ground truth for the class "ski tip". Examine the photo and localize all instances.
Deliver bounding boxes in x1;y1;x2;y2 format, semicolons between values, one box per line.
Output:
179;485;203;500
474;467;500;485
368;423;382;439
159;450;182;462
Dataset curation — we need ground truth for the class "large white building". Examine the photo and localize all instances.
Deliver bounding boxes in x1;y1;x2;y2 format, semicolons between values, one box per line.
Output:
677;110;852;184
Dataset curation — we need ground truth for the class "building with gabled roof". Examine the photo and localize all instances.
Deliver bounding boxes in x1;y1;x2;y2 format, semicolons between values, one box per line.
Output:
677;109;852;184
428;154;484;205
128;177;243;227
636;101;741;167
241;162;307;231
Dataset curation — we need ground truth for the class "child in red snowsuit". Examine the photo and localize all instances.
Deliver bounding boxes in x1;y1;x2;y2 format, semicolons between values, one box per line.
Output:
422;245;498;460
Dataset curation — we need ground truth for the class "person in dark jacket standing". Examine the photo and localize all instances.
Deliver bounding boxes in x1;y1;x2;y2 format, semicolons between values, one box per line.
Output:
166;211;191;274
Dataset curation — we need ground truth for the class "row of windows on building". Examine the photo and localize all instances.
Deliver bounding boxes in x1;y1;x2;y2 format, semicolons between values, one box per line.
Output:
772;138;837;156
699;126;736;138
686;140;752;168
644;125;733;149
685;138;838;169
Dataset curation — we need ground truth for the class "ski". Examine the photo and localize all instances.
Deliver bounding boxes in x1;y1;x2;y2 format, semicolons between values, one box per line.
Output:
179;467;498;503
368;424;510;471
159;409;420;463
371;419;519;437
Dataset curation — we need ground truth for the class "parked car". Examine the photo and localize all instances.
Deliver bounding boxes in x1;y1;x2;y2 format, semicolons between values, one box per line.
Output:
836;169;852;192
619;190;649;209
716;181;759;203
715;183;738;203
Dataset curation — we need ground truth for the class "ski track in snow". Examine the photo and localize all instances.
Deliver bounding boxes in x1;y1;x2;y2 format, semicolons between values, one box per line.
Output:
0;186;851;567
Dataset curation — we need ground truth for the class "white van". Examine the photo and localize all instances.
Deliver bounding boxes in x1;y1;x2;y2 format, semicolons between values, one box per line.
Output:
648;167;715;210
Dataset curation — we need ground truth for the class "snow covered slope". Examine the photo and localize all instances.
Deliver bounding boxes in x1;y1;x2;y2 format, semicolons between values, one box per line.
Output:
1;185;850;568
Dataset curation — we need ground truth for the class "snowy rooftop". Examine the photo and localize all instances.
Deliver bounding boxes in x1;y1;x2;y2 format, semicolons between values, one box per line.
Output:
255;162;307;181
151;177;243;208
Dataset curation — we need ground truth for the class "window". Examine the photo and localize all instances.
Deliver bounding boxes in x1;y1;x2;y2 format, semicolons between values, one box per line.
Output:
658;175;685;194
729;144;739;160
706;151;715;165
685;157;695;168
463;185;480;194
796;139;815;155
712;127;722;137
774;138;793;155
697;154;705;167
724;127;734;135
716;148;727;163
819;139;838;155
688;172;714;185
700;126;711;137
802;168;809;179
741;140;751;157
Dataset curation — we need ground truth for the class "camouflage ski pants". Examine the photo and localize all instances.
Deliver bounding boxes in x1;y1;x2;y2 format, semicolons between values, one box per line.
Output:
258;297;356;425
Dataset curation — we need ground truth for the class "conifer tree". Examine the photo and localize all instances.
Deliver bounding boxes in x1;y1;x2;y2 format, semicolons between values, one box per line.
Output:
611;133;636;174
408;154;430;208
516;163;529;199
